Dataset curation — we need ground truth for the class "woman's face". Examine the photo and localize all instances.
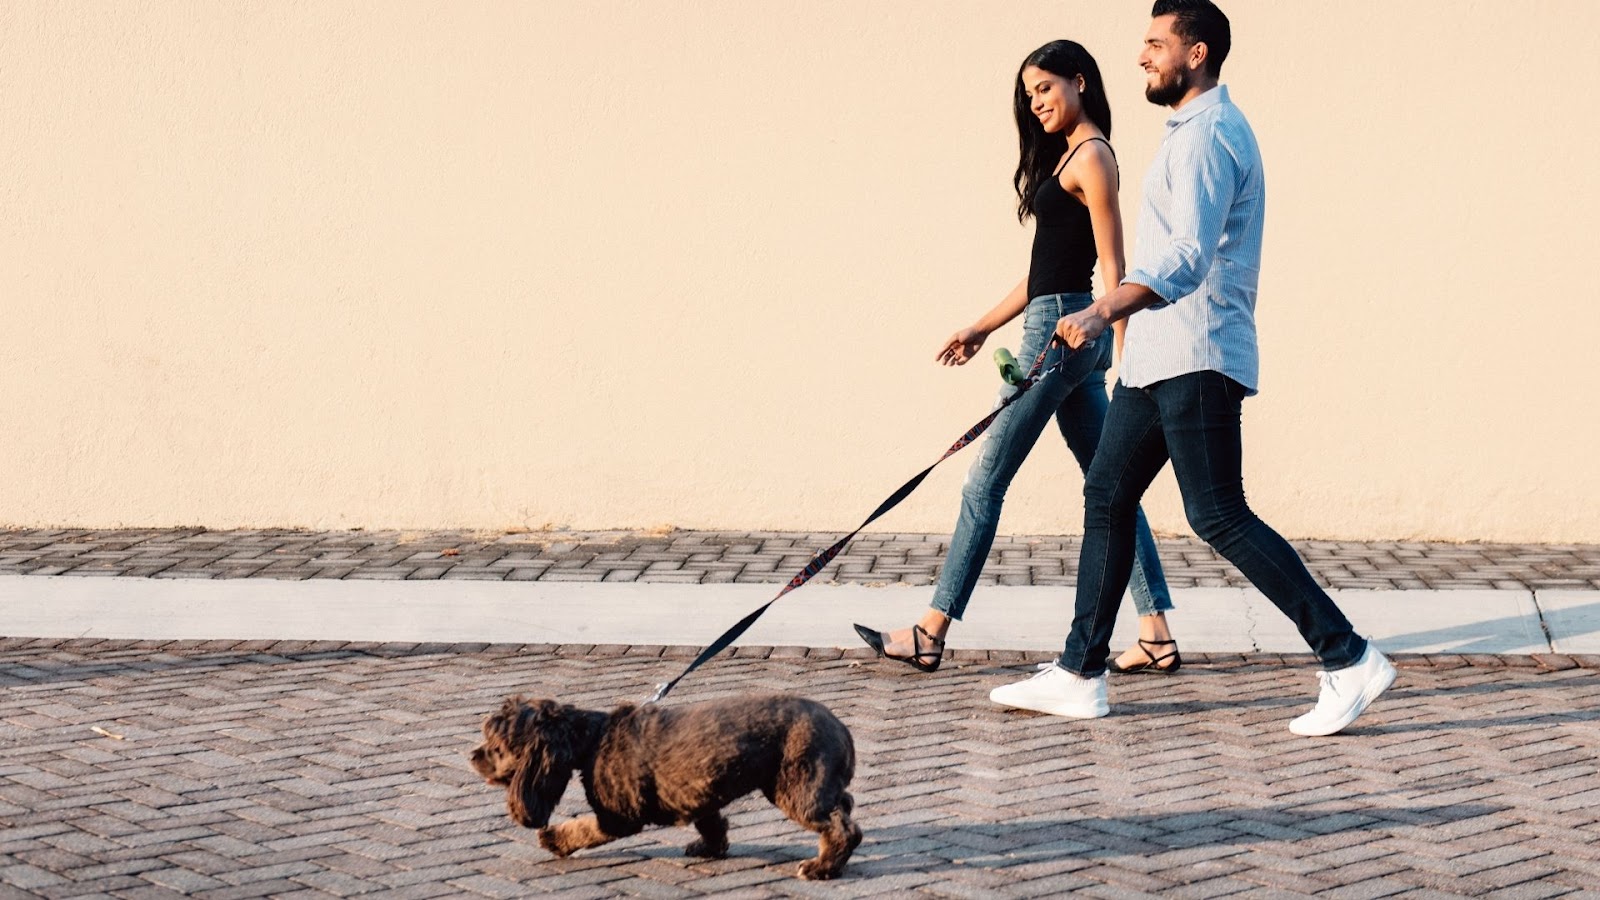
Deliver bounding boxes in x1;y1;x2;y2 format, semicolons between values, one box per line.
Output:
1021;65;1084;135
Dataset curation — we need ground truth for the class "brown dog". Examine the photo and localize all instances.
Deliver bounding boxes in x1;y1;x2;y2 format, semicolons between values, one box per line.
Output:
469;694;862;880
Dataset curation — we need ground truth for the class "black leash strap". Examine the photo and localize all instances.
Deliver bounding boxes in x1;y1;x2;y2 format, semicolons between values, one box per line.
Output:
646;338;1082;703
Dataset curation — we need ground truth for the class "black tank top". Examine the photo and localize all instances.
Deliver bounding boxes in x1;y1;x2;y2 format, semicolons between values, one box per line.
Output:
1028;137;1114;298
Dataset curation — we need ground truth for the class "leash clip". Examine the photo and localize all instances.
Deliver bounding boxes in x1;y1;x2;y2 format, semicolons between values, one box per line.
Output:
644;682;670;705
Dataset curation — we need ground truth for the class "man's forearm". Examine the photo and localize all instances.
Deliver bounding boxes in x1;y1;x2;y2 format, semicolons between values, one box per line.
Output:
1092;281;1166;325
1055;280;1168;349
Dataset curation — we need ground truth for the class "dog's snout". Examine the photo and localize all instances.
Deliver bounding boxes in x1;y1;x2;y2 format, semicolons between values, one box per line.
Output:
468;744;498;781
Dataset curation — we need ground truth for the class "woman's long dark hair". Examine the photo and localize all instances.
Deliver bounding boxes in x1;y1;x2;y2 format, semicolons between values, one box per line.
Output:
1013;40;1112;223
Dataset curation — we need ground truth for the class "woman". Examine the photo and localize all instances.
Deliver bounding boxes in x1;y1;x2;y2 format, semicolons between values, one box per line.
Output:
853;40;1179;675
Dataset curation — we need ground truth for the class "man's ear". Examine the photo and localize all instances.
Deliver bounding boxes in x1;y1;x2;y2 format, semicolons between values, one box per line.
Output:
1188;41;1210;73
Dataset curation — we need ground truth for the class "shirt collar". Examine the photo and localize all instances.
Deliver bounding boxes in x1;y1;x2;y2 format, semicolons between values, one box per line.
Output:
1165;84;1229;129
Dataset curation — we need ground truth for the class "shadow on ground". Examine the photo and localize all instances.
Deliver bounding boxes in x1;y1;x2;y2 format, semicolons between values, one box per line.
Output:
526;801;1511;879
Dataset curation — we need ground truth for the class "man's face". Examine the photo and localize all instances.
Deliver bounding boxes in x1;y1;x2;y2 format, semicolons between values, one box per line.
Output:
1139;14;1196;107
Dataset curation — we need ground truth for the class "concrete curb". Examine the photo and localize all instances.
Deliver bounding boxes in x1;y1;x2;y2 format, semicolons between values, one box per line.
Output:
4;576;1597;655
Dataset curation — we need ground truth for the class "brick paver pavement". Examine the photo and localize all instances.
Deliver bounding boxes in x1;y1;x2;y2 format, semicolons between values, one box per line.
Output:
3;638;1598;898
2;528;1598;591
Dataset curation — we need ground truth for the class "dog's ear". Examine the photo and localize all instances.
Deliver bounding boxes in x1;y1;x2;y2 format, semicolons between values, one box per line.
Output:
505;699;579;828
482;695;525;743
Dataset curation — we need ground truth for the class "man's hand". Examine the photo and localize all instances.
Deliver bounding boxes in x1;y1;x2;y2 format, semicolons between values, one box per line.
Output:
936;327;988;366
1055;308;1108;349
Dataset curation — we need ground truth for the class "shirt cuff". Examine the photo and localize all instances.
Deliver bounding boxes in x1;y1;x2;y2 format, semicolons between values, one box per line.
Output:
1123;270;1178;309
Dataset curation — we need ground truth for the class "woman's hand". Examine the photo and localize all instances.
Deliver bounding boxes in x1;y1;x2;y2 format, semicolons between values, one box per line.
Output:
936;327;988;366
1055;309;1107;349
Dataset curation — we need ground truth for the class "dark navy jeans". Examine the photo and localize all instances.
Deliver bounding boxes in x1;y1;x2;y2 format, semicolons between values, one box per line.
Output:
1059;370;1366;676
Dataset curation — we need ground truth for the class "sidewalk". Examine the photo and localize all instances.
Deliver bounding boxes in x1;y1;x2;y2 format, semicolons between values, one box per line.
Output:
1;528;1598;659
2;528;1599;898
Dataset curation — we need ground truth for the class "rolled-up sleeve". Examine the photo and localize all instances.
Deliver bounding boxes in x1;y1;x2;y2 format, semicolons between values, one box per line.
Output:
1126;126;1240;305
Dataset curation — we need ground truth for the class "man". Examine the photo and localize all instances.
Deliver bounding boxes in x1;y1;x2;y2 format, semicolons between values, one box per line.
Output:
989;0;1394;736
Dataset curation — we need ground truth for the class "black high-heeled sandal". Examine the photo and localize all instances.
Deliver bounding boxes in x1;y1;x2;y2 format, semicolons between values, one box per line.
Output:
1106;638;1181;675
852;623;945;673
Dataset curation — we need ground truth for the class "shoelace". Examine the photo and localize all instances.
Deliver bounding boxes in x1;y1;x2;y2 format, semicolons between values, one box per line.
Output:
1316;670;1339;696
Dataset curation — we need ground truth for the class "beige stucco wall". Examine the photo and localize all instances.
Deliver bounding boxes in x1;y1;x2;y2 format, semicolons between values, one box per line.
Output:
3;1;1598;542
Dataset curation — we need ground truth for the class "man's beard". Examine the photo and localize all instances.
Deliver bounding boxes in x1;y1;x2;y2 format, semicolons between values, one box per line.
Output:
1145;68;1189;106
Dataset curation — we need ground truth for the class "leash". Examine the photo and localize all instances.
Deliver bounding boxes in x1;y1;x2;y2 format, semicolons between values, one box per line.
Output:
646;336;1089;704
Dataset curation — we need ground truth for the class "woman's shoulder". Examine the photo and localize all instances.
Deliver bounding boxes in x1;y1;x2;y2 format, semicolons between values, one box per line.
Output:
1072;136;1117;167
1064;136;1119;186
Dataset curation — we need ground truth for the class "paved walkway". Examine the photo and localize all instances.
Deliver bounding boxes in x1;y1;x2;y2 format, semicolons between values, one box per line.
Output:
2;529;1599;897
3;528;1598;591
2;639;1598;899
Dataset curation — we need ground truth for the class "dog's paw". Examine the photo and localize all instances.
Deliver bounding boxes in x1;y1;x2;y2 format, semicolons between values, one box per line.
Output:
537;827;573;858
797;859;841;881
685;838;728;859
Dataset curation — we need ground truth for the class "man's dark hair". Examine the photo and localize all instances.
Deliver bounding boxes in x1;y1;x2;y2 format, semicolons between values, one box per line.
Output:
1151;0;1231;78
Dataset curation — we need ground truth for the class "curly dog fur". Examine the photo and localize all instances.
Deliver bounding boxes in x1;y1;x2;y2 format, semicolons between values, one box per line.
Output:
469;694;861;880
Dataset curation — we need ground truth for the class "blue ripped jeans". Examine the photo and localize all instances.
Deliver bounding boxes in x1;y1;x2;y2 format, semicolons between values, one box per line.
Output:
931;292;1173;620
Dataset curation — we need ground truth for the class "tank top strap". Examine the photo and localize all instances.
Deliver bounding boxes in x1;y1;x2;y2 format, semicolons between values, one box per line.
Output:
1052;136;1115;177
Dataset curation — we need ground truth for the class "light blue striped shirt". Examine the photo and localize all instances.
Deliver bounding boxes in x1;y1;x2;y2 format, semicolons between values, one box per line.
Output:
1121;85;1266;394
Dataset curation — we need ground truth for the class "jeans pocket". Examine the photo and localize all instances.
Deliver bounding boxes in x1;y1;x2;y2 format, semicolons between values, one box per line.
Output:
1095;332;1115;370
1019;319;1051;360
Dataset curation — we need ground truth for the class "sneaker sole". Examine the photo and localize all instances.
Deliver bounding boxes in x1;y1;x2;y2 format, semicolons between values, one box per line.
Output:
1289;660;1397;737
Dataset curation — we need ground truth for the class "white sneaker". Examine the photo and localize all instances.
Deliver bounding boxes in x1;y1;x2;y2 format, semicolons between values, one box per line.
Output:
989;662;1109;718
1288;642;1396;736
